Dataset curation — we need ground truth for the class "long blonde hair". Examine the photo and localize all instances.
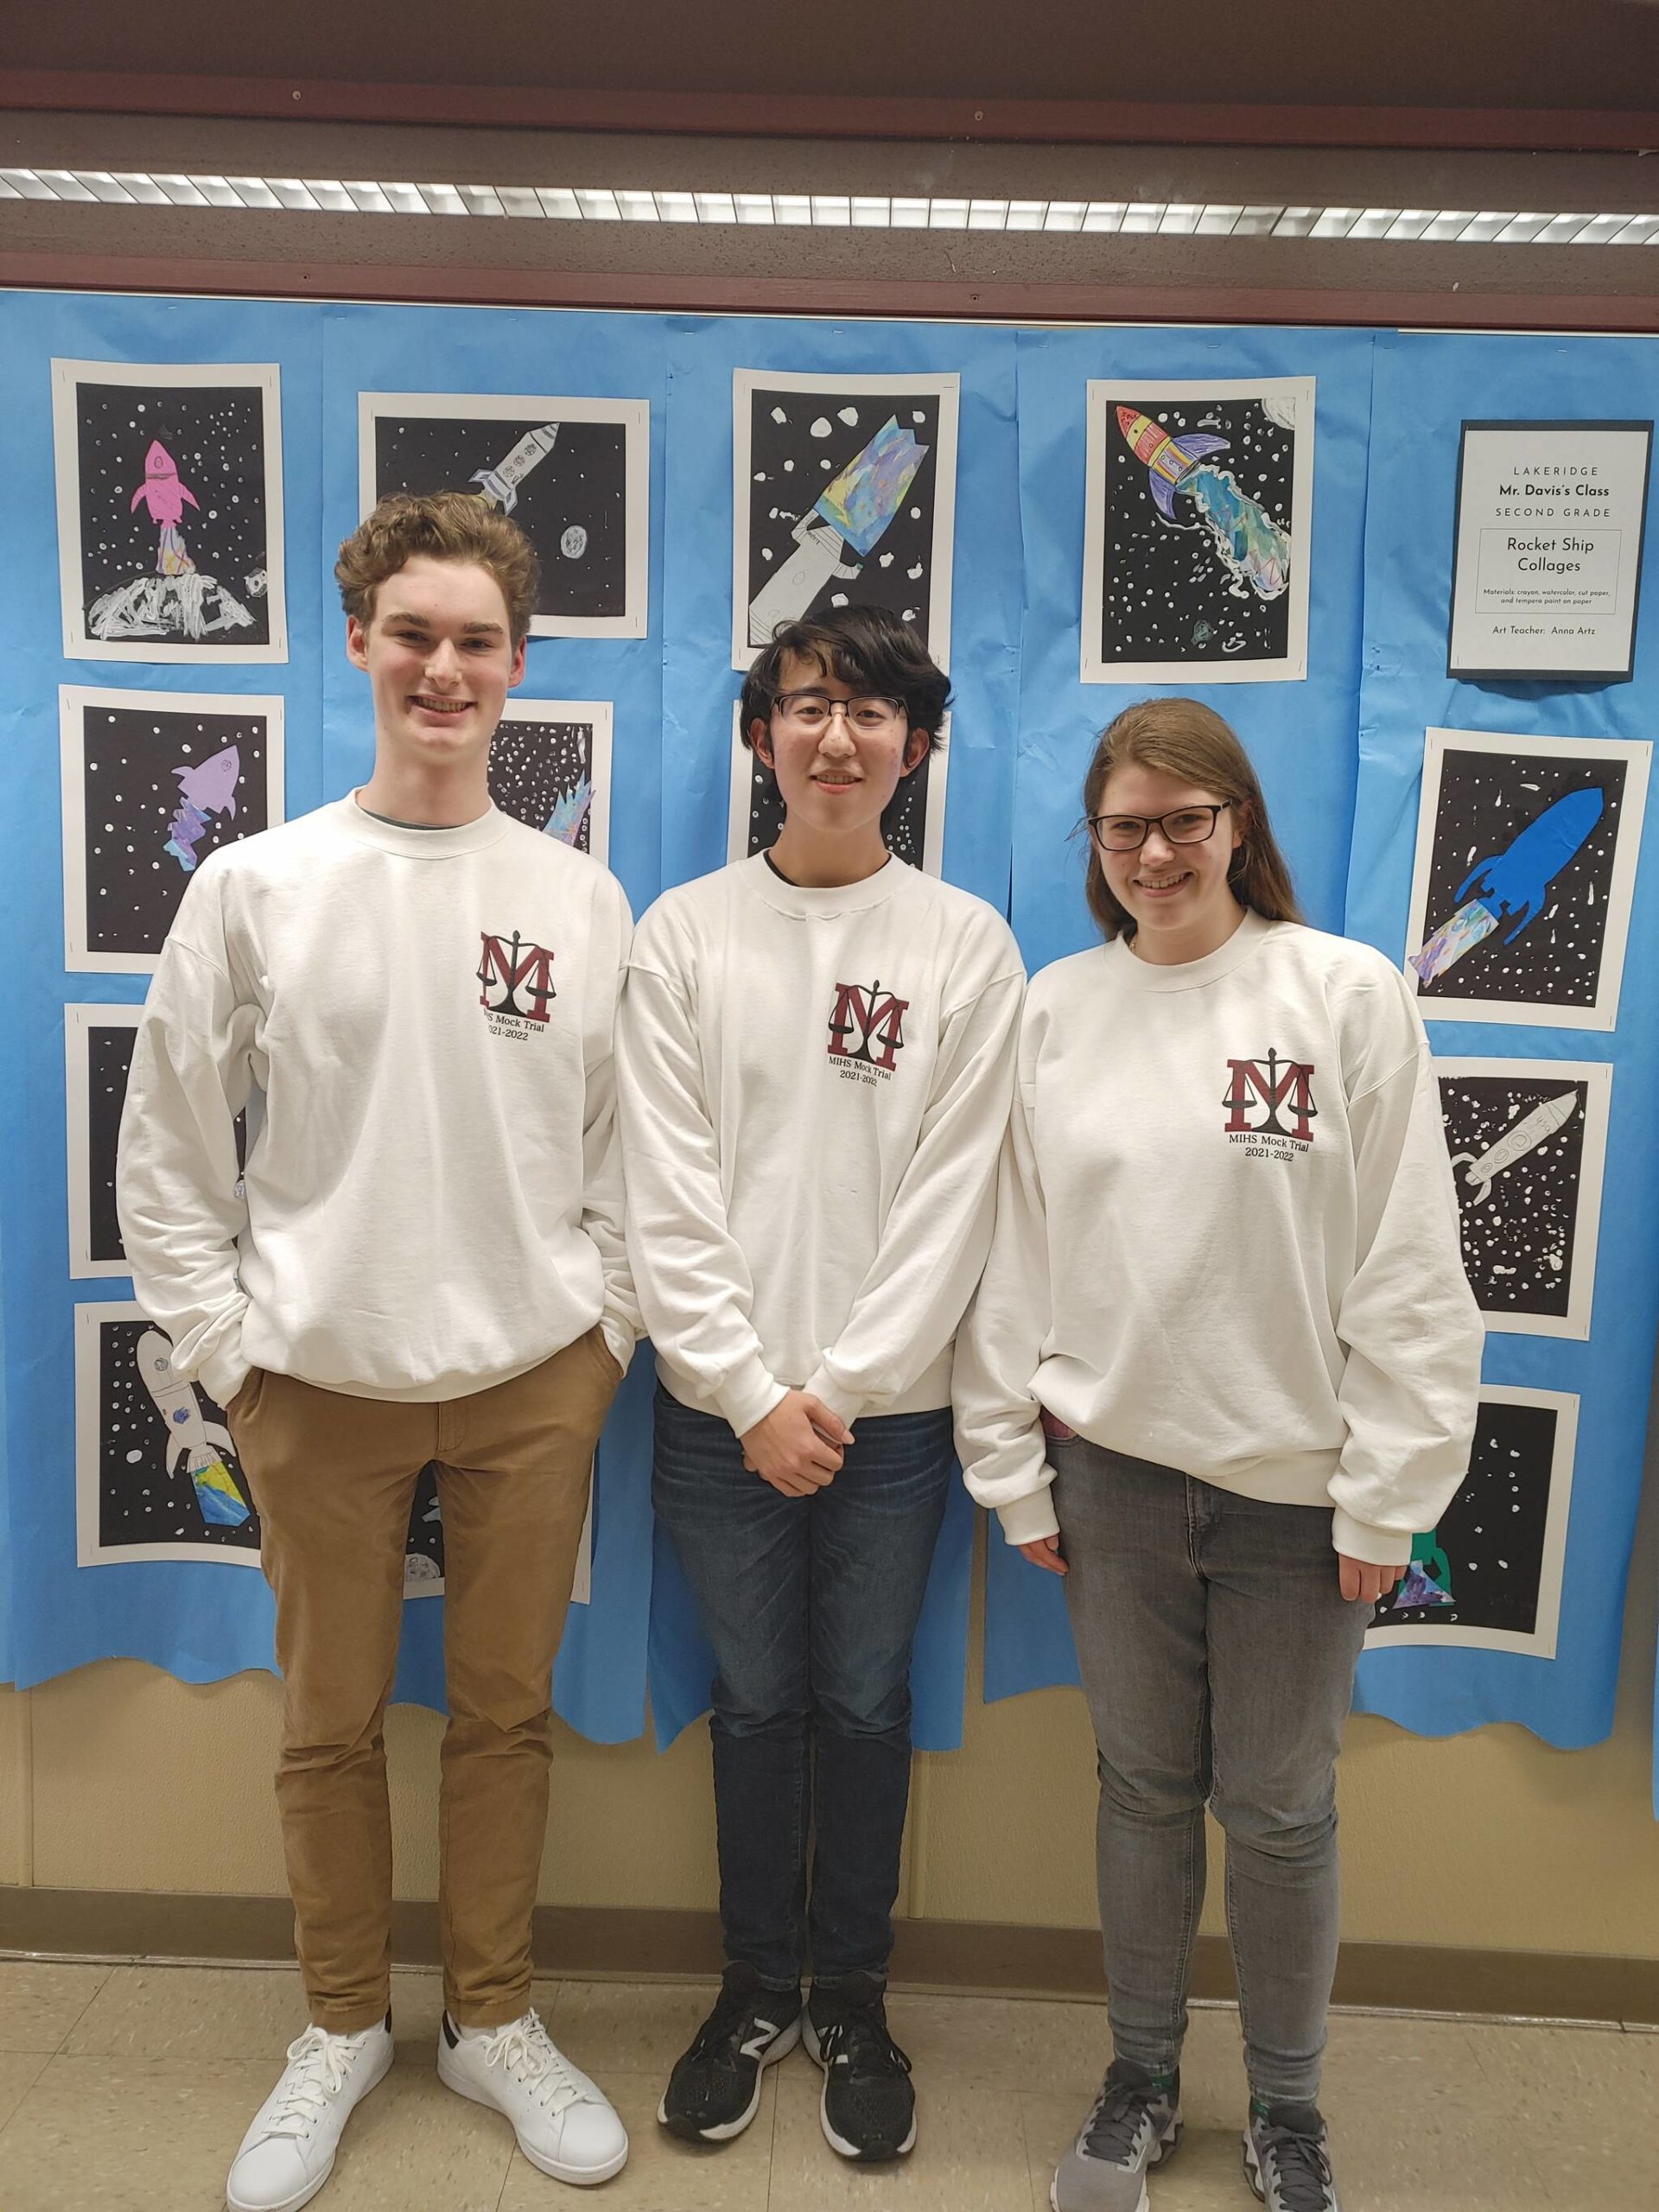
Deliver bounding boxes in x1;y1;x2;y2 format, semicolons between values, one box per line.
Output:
1081;698;1304;942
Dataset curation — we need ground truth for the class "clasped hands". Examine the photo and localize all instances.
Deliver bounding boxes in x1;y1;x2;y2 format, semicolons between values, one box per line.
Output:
741;1389;853;1497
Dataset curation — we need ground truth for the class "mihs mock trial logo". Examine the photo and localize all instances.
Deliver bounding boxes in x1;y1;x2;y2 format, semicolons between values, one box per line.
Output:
477;928;556;1037
828;978;910;1083
1224;1049;1318;1154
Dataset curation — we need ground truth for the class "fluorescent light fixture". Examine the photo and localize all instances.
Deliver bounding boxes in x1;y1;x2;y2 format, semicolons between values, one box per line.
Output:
8;168;1656;247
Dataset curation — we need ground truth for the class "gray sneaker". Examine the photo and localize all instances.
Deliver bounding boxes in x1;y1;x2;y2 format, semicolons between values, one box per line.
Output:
1243;2101;1340;2210
1051;2058;1182;2212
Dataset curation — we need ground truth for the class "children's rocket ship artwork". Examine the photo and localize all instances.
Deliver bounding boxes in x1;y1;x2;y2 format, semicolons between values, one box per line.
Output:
130;441;200;575
163;744;240;872
747;416;928;648
472;424;560;515
1115;405;1293;601
136;1328;250;1529
1451;1090;1580;1206
89;437;256;643
1411;787;1605;986
543;779;593;847
1394;1530;1457;1610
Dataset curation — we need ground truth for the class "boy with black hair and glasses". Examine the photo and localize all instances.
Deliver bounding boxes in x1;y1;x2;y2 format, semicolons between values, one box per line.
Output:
616;606;1023;2163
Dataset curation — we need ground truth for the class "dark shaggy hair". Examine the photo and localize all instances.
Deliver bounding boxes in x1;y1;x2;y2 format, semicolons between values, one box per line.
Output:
1081;697;1305;942
335;490;541;648
738;606;951;753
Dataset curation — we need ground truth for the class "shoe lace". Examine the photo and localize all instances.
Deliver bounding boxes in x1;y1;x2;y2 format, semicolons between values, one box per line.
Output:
264;2025;359;2140
478;2009;588;2116
1256;2119;1335;2212
1081;2073;1163;2166
816;2002;912;2080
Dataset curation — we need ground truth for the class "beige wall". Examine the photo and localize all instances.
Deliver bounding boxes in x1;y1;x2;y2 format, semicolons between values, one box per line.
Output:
5;1490;1658;1958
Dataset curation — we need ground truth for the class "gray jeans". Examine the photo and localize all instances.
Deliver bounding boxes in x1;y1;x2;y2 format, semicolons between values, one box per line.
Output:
1052;1437;1371;2107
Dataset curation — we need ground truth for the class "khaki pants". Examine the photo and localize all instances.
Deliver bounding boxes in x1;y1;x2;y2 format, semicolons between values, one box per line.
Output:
229;1326;621;2034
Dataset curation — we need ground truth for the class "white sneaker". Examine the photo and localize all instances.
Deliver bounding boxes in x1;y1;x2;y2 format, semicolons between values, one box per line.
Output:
437;2008;628;2185
226;2018;394;2212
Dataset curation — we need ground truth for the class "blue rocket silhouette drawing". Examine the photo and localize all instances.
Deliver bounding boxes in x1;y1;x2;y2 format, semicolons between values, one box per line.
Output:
1412;785;1605;984
1457;786;1604;941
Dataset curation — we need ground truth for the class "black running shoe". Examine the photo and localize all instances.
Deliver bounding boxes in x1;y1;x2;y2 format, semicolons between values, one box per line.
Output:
657;1962;802;2143
804;1973;916;2162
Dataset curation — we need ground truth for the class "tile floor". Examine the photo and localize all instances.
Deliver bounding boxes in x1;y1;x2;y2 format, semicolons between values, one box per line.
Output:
1;1957;1654;2210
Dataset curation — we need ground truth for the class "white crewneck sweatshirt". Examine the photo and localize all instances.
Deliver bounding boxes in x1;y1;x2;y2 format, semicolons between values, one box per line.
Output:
118;796;639;1407
616;854;1025;1436
955;910;1484;1564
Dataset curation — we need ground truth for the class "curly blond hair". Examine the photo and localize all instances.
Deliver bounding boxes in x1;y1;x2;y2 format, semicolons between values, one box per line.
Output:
335;490;540;646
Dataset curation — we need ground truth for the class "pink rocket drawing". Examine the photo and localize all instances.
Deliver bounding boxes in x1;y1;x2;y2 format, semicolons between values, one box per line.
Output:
130;440;200;575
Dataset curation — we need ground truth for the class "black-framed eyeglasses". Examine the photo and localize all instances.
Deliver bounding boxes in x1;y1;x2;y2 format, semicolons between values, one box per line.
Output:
1087;804;1230;853
772;690;906;733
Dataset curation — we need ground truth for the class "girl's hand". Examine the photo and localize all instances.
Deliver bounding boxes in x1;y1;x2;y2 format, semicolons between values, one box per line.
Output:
1338;1554;1405;1604
1018;1535;1068;1577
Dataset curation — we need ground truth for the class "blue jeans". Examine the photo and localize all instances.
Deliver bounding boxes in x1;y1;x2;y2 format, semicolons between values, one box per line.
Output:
652;1387;954;1986
1052;1438;1372;2108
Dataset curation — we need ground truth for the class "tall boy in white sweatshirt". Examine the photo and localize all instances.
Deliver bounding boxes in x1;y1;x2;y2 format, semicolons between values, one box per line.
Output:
617;607;1022;2164
118;493;637;2209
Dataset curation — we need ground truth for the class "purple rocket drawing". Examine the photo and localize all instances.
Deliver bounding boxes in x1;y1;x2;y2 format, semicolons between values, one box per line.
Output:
130;440;200;575
164;744;240;872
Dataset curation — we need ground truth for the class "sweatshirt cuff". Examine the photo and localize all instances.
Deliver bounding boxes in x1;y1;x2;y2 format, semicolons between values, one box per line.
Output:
714;1355;791;1441
600;1313;636;1377
1330;1506;1413;1567
801;1363;865;1433
995;1484;1060;1546
199;1335;252;1414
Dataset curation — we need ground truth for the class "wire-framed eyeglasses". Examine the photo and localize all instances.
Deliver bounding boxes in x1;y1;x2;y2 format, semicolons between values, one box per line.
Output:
773;691;906;734
1088;803;1230;853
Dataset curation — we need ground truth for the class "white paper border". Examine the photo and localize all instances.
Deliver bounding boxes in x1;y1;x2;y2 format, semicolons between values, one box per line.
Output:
1364;1384;1578;1659
358;391;650;639
65;1004;143;1281
731;368;960;674
52;359;288;664
493;697;614;868
726;702;950;874
1434;1056;1611;1341
1081;376;1314;685
60;684;287;976
1403;728;1652;1032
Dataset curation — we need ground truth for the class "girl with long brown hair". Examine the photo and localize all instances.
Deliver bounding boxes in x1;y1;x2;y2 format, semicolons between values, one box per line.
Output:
957;699;1481;2212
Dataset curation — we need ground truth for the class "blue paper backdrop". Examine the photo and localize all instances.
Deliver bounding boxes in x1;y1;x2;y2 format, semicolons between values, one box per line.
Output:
2;294;1656;1784
1345;333;1659;1774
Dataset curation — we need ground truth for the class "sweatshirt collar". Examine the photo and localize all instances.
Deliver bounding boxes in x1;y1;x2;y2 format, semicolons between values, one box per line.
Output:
334;793;514;860
1107;906;1277;992
743;849;904;918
